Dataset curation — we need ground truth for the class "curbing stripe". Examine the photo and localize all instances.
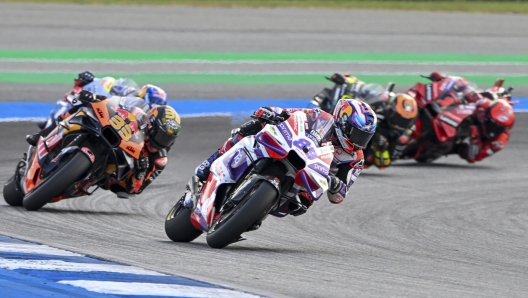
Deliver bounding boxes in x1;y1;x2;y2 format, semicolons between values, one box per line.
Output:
59;280;260;297
0;235;262;297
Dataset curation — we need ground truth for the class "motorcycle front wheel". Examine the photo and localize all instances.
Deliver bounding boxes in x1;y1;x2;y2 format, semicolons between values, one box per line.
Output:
206;181;278;249
22;152;90;211
165;199;203;242
3;175;23;206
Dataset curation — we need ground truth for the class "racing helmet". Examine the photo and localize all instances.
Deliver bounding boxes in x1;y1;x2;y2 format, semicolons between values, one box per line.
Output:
111;78;140;97
333;99;377;153
387;94;418;131
139;84;168;107
100;77;116;93
146;105;181;150
479;99;514;139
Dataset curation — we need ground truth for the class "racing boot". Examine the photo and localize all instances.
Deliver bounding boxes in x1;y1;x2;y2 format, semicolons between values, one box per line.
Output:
25;134;40;146
110;185;130;199
289;193;313;217
26;121;58;146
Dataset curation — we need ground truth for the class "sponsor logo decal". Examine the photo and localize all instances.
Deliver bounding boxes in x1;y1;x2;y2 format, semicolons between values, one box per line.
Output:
81;147;95;163
439;115;459;127
126;146;136;154
426;84;433;101
277;123;292;141
309;129;322;143
96;108;105;118
155;157;168;167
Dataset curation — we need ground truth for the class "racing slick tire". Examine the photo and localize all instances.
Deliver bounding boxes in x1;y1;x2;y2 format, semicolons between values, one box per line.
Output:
3;175;24;206
165;201;203;242
415;156;435;164
206;181;278;249
22;152;90;211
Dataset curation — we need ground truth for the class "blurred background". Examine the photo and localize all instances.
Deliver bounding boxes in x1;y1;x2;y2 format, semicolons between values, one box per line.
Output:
0;0;527;118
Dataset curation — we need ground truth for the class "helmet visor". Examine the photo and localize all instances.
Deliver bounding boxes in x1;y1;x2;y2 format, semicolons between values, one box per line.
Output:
341;121;374;149
485;117;506;138
390;112;415;131
150;125;177;149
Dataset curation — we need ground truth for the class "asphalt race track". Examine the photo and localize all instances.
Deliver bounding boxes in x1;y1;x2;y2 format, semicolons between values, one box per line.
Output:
1;4;528;297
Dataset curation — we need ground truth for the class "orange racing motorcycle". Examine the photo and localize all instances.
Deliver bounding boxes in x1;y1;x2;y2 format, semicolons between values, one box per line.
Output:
3;95;147;211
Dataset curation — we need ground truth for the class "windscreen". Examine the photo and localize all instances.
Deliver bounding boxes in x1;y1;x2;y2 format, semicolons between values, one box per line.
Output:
117;96;149;129
83;79;113;98
357;83;386;105
305;111;335;144
112;78;140;97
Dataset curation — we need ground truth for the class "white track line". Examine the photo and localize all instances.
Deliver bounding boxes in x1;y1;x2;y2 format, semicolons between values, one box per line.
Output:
59;280;261;297
0;259;166;276
0;243;82;257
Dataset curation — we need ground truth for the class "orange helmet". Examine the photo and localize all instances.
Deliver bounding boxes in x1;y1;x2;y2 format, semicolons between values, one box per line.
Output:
387;94;418;131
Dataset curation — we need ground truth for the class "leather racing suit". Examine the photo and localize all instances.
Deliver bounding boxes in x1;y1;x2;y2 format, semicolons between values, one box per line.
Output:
195;106;365;215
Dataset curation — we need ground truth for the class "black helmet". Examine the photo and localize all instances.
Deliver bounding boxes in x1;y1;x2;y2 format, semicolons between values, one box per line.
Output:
146;106;181;150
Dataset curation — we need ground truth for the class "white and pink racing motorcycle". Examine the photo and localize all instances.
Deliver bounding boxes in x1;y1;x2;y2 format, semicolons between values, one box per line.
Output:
165;111;335;248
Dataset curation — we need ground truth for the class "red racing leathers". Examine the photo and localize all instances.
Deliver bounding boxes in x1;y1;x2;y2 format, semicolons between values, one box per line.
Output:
457;98;511;163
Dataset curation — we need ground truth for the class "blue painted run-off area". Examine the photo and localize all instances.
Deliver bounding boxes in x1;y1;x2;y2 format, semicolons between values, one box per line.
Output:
0;98;527;119
0;235;254;297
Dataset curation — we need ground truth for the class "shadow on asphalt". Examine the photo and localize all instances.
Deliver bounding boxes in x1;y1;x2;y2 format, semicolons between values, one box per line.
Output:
157;240;301;253
38;207;139;216
391;162;495;170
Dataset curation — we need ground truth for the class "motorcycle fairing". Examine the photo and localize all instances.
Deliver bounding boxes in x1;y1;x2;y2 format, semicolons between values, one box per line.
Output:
433;105;475;142
91;98;145;159
20;97;145;201
190;111;333;231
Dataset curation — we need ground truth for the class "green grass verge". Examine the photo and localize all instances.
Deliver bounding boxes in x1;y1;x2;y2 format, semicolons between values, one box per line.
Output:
2;50;528;64
2;72;526;86
2;0;528;14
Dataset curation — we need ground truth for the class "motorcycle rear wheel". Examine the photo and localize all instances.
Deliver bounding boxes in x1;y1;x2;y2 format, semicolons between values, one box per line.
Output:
22;152;90;211
206;181;278;249
165;199;203;242
3;175;23;206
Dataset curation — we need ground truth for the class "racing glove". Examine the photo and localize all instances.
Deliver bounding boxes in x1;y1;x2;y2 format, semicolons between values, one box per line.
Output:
75;71;95;87
134;153;149;180
253;107;289;124
329;73;347;85
328;175;344;195
327;174;346;204
77;90;106;104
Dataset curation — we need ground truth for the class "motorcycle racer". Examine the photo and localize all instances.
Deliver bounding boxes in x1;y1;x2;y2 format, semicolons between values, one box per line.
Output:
194;99;377;220
33;90;180;199
105;100;180;198
39;71;168;130
404;71;515;164
363;92;419;169
30;72;169;145
456;98;514;163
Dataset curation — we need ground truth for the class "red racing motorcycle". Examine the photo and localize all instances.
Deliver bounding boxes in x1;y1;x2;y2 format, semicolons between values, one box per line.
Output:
401;78;514;163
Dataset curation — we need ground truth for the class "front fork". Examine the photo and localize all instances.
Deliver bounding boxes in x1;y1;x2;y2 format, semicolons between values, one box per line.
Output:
183;175;202;209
